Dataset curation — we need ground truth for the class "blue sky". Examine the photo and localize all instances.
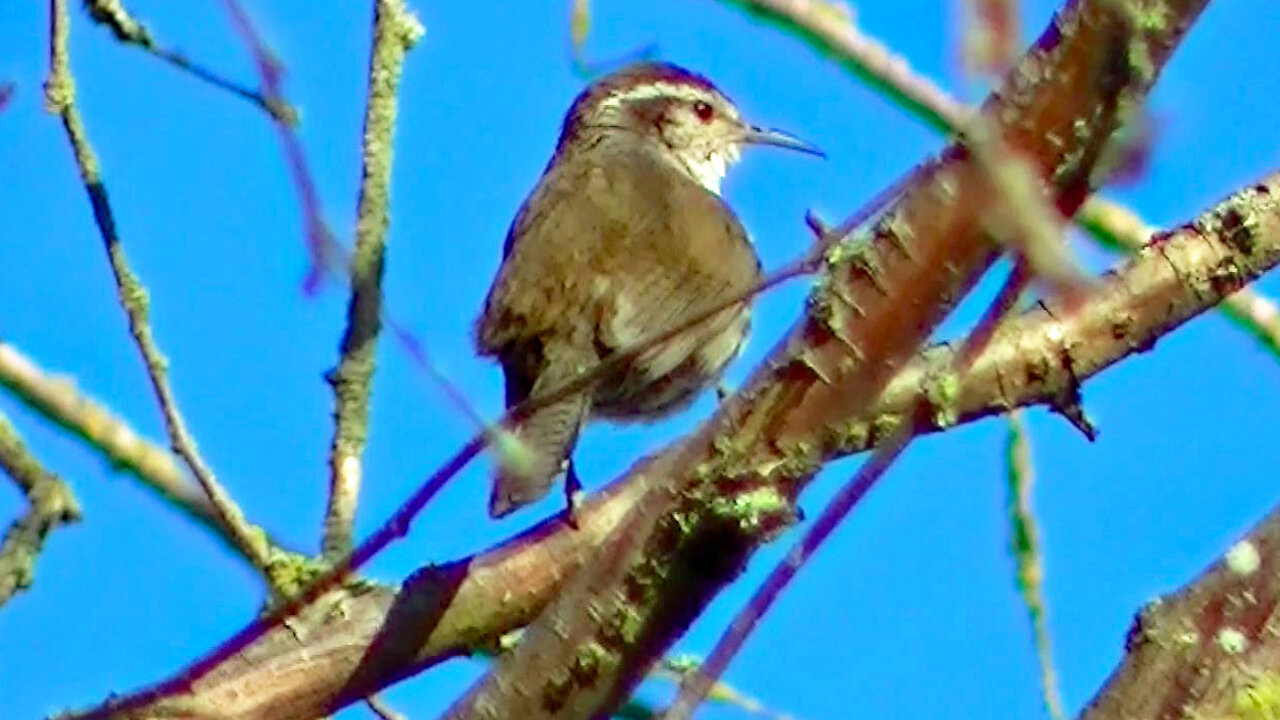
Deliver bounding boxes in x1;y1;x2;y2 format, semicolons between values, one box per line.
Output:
2;1;1279;718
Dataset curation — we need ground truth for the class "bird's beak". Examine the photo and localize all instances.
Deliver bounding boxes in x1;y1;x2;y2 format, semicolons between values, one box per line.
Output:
741;124;825;158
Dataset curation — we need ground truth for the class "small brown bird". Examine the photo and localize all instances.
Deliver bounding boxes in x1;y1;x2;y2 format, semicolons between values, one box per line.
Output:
476;62;821;518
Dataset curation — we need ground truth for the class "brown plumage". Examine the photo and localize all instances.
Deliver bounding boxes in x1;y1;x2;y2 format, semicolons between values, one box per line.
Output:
476;62;820;518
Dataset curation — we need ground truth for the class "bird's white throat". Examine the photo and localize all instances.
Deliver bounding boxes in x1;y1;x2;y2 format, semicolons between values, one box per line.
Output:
680;148;734;195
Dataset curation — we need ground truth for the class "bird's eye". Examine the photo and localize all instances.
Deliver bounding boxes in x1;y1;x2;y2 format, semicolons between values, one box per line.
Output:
693;100;714;122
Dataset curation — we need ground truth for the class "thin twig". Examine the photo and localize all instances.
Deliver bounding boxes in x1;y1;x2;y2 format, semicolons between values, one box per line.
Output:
44;0;278;589
322;0;423;561
214;1;493;555
82;0;295;123
0;343;218;528
1005;410;1065;720
0;412;80;607
0;341;300;565
725;0;963;132
217;2;486;442
220;0;337;295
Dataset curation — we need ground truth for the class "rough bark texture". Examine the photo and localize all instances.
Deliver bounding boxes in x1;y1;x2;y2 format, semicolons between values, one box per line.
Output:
76;167;1280;719
1081;501;1280;720
447;1;1209;718
67;0;1245;717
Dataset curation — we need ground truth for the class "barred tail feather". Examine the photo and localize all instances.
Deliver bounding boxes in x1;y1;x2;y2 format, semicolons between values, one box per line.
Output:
489;388;590;518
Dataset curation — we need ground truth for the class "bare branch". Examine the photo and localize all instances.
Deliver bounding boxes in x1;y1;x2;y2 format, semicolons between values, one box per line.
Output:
726;0;1280;363
0;411;80;606
322;0;422;560
81;0;295;123
0;342;226;533
445;0;1206;716
68;163;1280;720
44;0;278;589
1079;197;1280;362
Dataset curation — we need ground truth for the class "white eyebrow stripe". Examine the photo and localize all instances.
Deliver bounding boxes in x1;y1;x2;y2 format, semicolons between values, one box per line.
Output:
597;82;720;112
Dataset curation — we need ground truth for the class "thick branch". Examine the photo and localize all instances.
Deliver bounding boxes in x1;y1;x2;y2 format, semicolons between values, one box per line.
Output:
74;161;1277;719
449;1;1206;717
64;3;1228;718
1080;500;1280;720
727;0;1280;357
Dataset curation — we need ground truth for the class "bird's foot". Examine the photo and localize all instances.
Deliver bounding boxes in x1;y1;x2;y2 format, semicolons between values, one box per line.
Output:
561;459;585;529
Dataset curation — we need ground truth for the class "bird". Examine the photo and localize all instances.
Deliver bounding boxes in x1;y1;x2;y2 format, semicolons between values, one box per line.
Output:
475;61;821;518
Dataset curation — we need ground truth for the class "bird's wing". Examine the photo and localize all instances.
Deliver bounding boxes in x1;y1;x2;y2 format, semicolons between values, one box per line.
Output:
589;147;761;374
474;144;759;388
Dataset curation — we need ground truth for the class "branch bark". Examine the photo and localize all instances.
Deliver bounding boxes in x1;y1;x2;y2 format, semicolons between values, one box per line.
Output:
447;1;1207;717
0;411;80;606
322;0;422;560
78;163;1278;720
64;1;1244;717
1080;500;1280;720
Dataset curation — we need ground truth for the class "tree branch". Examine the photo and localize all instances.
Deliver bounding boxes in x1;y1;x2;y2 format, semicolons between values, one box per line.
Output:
44;0;279;590
1080;195;1280;362
81;0;295;123
69;157;1278;719
0;342;229;539
447;1;1205;716
724;0;1280;359
1080;500;1280;720
322;0;422;560
0;411;80;607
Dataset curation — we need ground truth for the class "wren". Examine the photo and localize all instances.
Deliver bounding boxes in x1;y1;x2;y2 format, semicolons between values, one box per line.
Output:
475;62;821;518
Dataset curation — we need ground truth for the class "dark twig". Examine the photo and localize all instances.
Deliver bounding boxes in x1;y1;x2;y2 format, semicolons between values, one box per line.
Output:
82;0;294;123
221;0;334;293
45;0;278;588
